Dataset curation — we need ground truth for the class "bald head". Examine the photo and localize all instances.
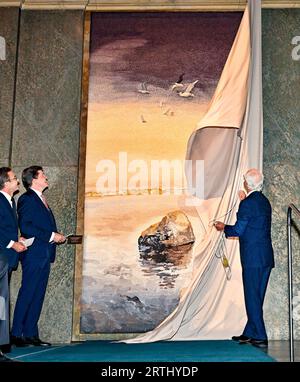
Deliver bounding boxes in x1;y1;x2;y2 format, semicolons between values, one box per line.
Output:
244;168;264;192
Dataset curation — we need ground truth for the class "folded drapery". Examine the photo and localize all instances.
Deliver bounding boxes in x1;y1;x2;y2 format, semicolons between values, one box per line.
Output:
122;0;263;343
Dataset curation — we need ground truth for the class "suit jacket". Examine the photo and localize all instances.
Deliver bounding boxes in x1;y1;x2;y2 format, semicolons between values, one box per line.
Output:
17;188;57;266
0;193;19;269
224;191;274;269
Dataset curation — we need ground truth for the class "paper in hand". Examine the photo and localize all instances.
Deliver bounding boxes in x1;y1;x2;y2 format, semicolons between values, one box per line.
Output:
21;237;35;247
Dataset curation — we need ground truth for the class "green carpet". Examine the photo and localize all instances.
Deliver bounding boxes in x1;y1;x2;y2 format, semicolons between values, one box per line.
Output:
9;340;276;362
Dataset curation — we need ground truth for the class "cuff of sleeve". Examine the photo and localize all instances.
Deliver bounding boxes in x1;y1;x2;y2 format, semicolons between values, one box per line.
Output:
49;232;55;242
224;226;229;237
7;240;15;249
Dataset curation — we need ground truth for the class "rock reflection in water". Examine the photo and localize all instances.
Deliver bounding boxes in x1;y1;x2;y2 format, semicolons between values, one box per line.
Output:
139;243;193;289
138;210;195;288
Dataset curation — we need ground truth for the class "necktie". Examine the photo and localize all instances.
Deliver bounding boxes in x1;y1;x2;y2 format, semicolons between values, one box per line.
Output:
41;194;49;209
11;198;17;220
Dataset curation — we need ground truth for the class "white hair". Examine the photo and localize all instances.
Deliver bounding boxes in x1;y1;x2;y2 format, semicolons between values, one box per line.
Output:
244;168;264;191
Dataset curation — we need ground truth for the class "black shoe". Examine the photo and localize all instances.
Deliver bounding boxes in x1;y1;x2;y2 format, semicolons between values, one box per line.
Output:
10;335;29;347
25;337;52;347
232;335;252;343
0;351;16;362
251;339;268;348
0;344;11;353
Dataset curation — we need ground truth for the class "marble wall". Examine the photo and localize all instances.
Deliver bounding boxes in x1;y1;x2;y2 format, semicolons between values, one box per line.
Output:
0;7;299;342
0;7;19;167
9;10;84;343
262;9;300;340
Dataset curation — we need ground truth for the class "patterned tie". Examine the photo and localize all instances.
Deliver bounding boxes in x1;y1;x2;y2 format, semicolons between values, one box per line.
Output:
41;194;49;209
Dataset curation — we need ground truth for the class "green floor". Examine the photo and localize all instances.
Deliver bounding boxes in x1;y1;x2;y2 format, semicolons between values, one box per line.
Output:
9;340;276;362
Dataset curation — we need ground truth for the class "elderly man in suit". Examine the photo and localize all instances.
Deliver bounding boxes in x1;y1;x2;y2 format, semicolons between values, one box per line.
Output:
0;167;26;361
11;166;66;347
215;168;274;349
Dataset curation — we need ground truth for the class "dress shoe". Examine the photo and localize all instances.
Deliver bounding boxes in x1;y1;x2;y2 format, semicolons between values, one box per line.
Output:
0;351;15;362
25;336;52;347
251;339;268;349
231;335;252;343
10;335;28;347
0;344;11;353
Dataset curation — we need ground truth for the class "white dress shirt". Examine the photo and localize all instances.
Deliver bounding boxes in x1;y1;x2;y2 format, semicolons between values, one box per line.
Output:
247;189;260;197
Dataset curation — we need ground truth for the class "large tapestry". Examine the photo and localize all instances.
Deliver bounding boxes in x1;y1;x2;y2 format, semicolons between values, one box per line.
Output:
80;12;242;335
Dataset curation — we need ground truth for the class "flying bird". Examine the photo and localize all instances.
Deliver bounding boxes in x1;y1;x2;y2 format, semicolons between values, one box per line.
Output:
163;108;175;116
179;80;198;98
171;73;185;92
138;82;150;94
159;99;165;108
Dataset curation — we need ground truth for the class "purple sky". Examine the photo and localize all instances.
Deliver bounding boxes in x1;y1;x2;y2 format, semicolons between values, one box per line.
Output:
89;12;242;102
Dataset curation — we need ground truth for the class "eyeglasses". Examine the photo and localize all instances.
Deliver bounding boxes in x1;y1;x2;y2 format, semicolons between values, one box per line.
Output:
8;176;17;182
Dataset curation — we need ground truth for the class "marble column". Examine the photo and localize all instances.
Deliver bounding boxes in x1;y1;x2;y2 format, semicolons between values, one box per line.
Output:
262;9;300;340
10;10;84;343
0;8;19;167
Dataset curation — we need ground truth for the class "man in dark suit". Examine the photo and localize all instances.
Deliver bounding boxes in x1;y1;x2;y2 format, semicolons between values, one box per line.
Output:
0;167;27;361
11;166;66;347
215;168;274;349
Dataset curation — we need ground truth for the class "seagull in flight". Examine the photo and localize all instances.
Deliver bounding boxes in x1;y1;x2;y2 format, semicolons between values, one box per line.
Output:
163;108;175;116
171;73;185;92
179;80;198;98
138;82;150;94
159;99;165;108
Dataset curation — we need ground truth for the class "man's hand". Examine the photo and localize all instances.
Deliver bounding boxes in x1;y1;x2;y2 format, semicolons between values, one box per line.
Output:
12;242;27;253
238;190;247;201
53;232;66;244
214;221;225;231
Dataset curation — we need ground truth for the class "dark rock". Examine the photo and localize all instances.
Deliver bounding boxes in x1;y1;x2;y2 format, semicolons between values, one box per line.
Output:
138;210;195;260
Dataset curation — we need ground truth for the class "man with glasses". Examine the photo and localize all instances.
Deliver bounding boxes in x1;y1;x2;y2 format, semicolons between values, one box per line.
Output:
11;166;66;348
0;167;26;361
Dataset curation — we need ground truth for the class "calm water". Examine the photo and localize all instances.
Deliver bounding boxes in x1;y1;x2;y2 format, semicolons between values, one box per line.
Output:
80;194;202;333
